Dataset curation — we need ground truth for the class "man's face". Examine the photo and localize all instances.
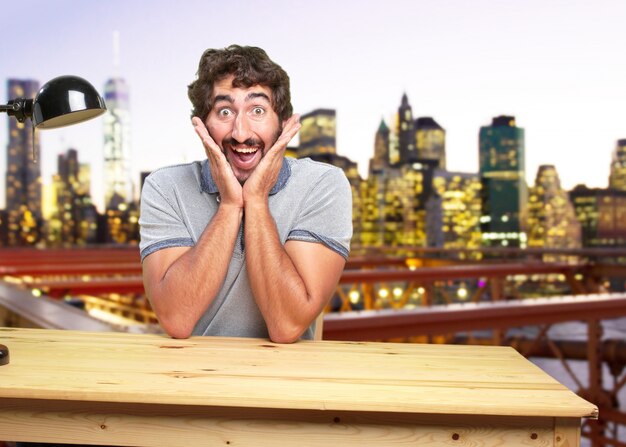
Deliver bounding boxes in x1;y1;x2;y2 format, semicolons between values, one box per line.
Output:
205;75;282;183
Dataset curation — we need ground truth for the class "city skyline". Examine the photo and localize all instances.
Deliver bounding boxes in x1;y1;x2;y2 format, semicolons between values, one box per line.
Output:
2;0;626;211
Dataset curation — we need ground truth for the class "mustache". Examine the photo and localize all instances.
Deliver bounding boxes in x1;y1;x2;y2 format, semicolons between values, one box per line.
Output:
222;137;263;147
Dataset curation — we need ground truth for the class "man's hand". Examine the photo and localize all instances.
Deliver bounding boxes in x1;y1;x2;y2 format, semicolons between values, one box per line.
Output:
192;117;243;209
243;114;301;205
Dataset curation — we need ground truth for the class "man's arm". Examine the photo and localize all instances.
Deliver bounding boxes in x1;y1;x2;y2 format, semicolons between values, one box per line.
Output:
142;204;242;339
242;115;349;342
142;117;244;339
244;203;346;343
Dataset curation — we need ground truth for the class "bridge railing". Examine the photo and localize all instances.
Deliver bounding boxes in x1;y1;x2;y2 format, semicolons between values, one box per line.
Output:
2;246;626;446
332;261;614;312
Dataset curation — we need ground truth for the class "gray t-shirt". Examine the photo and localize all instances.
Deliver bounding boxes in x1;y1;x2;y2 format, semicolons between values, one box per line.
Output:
139;157;352;339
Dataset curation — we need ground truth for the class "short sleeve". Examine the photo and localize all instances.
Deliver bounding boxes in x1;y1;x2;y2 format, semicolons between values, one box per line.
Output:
139;173;194;261
287;167;352;259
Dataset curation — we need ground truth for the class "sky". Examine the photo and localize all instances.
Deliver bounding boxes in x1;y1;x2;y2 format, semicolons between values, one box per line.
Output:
1;0;626;211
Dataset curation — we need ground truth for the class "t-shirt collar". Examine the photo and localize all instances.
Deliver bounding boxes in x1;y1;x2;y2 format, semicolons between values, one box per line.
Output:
200;158;291;195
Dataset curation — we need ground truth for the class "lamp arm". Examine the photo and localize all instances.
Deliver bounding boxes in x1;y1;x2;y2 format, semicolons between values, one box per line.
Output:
0;103;18;112
0;98;34;123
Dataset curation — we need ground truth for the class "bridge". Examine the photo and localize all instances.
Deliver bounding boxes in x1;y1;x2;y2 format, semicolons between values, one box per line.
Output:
1;245;626;446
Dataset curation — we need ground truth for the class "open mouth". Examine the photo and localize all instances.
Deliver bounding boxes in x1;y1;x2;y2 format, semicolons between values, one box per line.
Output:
229;145;262;169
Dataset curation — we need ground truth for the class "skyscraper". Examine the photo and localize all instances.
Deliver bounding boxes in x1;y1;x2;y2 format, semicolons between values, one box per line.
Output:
426;170;482;256
5;79;42;246
609;139;626;191
570;185;626;247
103;77;132;210
567;140;626;248
362;119;391;246
397;93;417;165
370;118;390;173
415;117;446;170
298;109;336;158
360;171;387;247
379;168;405;246
362;102;442;249
47;148;99;245
391;161;438;246
527;165;581;250
478;116;527;247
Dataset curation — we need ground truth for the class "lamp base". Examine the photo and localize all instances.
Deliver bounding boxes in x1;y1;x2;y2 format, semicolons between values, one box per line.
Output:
0;344;9;365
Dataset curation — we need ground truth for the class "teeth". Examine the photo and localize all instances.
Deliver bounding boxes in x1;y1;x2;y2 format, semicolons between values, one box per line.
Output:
233;147;258;154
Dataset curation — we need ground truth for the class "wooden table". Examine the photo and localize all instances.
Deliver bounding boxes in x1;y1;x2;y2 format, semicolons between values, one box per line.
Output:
0;327;597;446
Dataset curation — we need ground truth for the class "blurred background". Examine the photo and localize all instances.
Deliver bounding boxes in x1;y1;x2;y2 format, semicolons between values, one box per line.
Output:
2;1;626;445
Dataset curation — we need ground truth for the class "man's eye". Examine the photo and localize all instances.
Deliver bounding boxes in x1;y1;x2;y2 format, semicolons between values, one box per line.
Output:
251;107;265;116
218;109;232;117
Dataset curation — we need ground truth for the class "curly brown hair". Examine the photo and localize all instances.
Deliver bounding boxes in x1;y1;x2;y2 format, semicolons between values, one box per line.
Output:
187;45;293;122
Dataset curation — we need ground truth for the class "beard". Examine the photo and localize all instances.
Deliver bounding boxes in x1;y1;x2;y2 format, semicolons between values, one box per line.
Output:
220;127;283;184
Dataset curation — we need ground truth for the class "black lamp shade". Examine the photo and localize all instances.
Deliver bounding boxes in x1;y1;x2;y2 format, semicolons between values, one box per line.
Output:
32;75;107;129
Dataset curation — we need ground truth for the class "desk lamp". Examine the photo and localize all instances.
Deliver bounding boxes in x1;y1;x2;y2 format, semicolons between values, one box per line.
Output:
0;75;106;365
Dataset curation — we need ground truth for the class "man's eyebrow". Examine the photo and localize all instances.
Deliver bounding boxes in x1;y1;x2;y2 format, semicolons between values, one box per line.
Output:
213;94;233;103
246;92;270;102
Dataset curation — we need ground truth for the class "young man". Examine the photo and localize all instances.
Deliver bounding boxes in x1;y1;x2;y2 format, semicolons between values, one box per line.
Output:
139;45;352;343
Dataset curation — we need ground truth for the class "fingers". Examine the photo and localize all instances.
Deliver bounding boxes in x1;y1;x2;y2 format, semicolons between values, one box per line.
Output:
191;117;218;151
192;116;235;184
192;118;242;204
267;114;301;158
192;117;225;164
191;117;214;145
281;113;301;141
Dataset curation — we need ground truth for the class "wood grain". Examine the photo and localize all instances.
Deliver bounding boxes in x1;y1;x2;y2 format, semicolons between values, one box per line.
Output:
554;417;581;447
0;328;597;418
0;398;558;446
0;327;596;446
